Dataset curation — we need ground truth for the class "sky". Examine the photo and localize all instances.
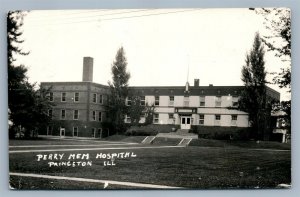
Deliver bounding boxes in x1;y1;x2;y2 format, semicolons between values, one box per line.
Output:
14;8;290;100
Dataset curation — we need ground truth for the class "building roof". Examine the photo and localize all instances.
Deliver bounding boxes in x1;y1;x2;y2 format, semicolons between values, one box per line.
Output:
41;81;109;89
40;81;280;100
128;85;244;96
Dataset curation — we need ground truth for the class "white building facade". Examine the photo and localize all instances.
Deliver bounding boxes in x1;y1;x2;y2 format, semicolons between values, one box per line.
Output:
125;82;258;130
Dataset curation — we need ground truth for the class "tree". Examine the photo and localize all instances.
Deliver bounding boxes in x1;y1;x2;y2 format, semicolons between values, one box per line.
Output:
7;11;53;138
254;8;291;134
108;47;131;133
144;103;155;125
255;8;291;90
238;33;273;140
128;96;145;126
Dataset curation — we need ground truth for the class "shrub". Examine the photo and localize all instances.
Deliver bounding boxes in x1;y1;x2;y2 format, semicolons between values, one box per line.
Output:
125;124;178;136
191;125;252;140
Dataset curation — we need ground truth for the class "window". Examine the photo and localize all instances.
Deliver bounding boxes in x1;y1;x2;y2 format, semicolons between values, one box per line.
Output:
155;96;159;106
92;129;96;138
169;96;174;106
232;96;238;107
49;92;53;101
215;96;221;107
231;115;237;120
215;114;221;126
140;96;145;106
97;128;102;138
61;109;66;119
93;93;97;103
99;94;103;104
73;110;79;120
92;111;96;121
127;97;132;106
184;96;189;107
126;115;131;123
92;128;96;138
73;127;78;137
154;114;159;123
169;113;174;119
61;92;66;102
74;92;79;102
48;109;52;119
199;114;205;125
231;115;237;126
98;112;102;122
200;96;205;107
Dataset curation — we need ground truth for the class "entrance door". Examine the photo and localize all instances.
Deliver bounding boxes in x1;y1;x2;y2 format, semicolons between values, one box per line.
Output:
181;116;191;130
60;128;65;137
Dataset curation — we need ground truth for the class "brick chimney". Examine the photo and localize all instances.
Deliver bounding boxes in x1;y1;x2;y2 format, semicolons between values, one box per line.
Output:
82;57;93;82
194;79;199;87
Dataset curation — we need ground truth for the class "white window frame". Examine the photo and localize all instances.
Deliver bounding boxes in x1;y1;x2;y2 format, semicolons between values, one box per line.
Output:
61;92;66;102
215;115;221;120
155;96;159;106
154;114;159;123
169;96;174;106
97;128;102;138
92;111;96;121
74;92;79;102
73;127;78;137
99;94;103;104
73;110;79;120
98;111;102;122
126;115;131;123
49;92;54;102
200;96;205;107
199;114;205;125
127;97;132;106
61;109;66;119
140;96;146;106
93;93;97;103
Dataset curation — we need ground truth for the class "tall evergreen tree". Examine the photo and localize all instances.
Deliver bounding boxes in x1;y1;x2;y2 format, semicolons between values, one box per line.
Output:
128;96;145;126
238;33;273;140
108;47;130;133
8;11;53;138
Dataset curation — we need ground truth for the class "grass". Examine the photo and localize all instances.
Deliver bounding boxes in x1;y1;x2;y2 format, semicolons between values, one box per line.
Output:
152;137;181;146
9;138;291;189
189;138;291;150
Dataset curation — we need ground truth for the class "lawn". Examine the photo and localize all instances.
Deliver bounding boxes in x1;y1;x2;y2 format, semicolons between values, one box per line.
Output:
9;138;291;189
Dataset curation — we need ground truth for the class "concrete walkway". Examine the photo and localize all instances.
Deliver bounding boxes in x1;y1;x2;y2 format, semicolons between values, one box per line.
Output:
10;172;182;189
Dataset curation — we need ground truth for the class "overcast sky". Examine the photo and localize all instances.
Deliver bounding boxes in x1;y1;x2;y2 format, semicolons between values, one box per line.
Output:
15;8;290;100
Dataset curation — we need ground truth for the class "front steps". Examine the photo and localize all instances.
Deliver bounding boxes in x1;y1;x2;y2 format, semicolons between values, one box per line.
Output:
141;136;156;144
141;128;197;146
178;138;193;146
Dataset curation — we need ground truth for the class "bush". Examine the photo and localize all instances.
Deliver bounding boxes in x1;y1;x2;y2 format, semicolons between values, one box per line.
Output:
125;126;157;136
125;124;179;136
191;125;252;140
